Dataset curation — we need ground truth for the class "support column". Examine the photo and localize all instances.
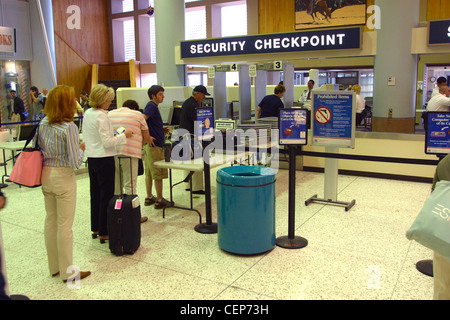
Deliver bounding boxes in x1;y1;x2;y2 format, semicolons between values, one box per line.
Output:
238;65;251;124
213;72;227;119
372;0;420;133
154;0;186;87
309;69;319;88
283;62;295;109
254;69;267;118
29;0;57;88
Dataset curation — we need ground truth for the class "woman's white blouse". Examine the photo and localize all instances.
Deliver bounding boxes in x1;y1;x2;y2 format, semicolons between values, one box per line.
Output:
82;108;126;158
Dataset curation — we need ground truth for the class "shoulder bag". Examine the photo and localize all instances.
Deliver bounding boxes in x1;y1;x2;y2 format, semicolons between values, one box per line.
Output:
406;180;450;261
9;125;43;188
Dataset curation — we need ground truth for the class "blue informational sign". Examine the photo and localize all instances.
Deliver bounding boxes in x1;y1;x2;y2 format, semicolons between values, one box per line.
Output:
311;91;355;148
425;112;450;154
196;107;214;140
428;19;450;45
181;27;362;59
279;108;308;145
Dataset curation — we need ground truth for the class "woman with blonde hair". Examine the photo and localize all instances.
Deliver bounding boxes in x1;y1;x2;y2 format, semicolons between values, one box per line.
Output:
352;84;366;126
82;84;132;243
38;85;91;283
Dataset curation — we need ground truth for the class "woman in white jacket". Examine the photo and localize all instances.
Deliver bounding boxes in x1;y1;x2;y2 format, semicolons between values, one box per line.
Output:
82;84;132;243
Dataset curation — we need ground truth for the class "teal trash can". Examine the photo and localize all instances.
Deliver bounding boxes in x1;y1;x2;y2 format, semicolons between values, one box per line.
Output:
217;166;276;255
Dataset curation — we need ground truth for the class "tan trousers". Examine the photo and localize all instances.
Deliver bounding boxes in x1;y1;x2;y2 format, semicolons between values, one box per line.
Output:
10;113;20;137
41;166;76;281
114;156;139;195
433;252;450;300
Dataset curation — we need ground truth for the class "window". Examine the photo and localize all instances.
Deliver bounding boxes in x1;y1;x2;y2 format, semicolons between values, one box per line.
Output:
111;0;156;63
111;0;134;14
138;13;156;63
123;18;136;62
112;17;136;62
359;71;374;99
185;7;207;40
226;72;239;86
220;3;247;37
187;72;208;86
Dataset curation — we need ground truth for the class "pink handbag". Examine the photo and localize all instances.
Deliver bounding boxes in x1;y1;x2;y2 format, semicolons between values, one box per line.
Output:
9;126;43;187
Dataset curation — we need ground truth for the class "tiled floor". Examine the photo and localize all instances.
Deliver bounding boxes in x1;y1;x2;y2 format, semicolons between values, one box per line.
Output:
0;162;435;300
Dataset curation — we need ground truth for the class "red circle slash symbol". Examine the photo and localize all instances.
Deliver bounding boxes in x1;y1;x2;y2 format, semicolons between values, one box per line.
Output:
315;107;331;124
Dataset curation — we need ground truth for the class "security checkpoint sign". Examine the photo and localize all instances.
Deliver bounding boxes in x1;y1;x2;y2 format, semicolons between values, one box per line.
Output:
311;91;355;148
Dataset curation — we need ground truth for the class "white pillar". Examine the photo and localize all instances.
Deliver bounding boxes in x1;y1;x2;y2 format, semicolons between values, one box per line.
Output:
29;0;57;88
154;0;186;86
283;63;295;109
238;64;251;123
373;0;419;120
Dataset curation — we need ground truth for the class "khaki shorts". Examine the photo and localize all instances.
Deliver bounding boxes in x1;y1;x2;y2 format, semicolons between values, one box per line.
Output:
143;144;168;180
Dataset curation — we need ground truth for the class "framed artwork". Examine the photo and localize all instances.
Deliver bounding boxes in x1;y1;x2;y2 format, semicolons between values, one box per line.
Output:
295;0;367;30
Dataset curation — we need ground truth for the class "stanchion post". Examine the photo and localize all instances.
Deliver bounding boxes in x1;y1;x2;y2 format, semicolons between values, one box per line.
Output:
276;145;308;249
195;141;218;234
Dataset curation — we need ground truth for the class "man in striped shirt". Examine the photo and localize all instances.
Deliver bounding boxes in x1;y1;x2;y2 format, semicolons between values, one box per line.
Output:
109;100;154;197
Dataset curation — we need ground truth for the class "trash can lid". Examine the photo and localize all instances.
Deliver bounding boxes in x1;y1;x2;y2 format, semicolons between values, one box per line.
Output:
217;165;276;186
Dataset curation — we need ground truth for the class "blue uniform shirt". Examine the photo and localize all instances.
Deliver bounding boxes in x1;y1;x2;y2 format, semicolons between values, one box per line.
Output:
259;94;284;118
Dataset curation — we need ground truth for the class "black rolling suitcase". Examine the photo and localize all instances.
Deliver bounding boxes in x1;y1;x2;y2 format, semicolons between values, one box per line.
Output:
107;157;141;256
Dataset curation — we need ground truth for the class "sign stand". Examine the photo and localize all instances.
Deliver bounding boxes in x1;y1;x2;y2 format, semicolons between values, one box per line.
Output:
276;145;308;249
194;148;218;234
305;146;355;211
305;90;356;211
276;108;309;249
194;107;218;234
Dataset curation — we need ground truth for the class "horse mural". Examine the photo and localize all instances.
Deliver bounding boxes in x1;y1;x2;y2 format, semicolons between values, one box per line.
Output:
304;0;333;24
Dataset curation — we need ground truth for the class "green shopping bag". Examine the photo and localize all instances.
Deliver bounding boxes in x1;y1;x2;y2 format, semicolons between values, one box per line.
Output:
406;180;450;261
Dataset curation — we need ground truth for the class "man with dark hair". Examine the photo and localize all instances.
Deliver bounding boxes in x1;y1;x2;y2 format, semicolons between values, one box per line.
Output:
256;84;286;119
9;90;26;122
299;79;315;102
432;76;448;98
80;91;90;112
29;86;44;120
142;85;173;209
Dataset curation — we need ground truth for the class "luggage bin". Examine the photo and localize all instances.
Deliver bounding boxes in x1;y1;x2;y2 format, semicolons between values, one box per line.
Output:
216;165;276;255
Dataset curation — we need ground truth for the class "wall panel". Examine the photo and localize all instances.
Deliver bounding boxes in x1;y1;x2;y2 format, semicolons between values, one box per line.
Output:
52;0;110;94
427;0;450;20
259;0;295;33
